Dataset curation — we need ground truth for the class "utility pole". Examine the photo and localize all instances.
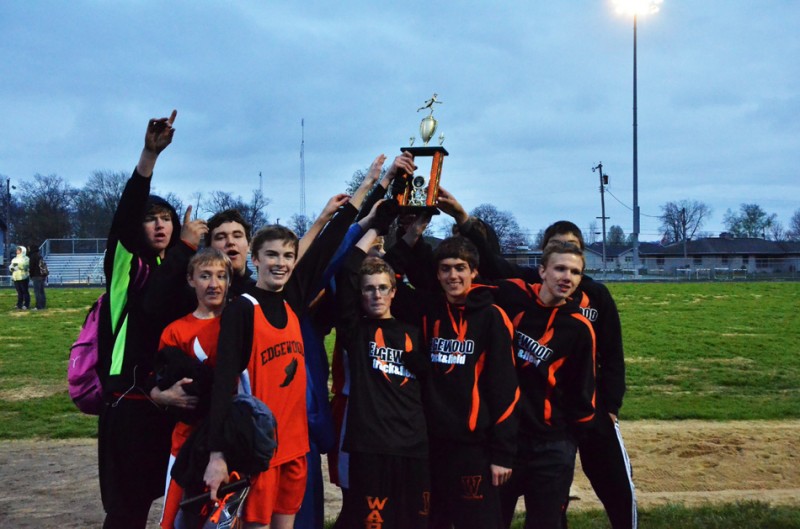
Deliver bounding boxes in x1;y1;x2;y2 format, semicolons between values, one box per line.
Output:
592;163;609;270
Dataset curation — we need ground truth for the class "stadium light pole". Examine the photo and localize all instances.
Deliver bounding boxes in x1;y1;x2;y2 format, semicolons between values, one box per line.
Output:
612;0;662;277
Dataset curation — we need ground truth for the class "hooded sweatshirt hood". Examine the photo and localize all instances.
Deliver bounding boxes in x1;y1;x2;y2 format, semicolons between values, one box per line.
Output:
138;194;181;258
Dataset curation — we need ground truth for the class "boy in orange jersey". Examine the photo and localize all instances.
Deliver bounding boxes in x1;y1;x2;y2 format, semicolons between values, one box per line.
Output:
148;248;233;529
203;198;363;529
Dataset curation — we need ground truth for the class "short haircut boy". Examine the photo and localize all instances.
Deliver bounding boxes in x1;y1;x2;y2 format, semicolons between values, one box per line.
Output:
251;225;299;256
542;221;585;250
205;209;252;246
187;247;234;281
359;256;397;289
432;236;480;270
541;240;585;270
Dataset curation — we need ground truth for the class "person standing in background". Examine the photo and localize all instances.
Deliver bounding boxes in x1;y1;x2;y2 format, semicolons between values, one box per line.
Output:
28;246;48;310
9;245;30;310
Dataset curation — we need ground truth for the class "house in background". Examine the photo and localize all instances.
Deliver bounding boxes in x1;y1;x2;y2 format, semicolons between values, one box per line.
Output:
639;235;795;275
537;235;800;278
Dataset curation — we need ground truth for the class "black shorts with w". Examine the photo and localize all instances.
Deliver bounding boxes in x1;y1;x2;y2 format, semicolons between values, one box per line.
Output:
335;452;429;529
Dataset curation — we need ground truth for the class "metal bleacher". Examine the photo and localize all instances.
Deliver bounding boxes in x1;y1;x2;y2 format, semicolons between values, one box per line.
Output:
40;238;106;286
45;253;105;285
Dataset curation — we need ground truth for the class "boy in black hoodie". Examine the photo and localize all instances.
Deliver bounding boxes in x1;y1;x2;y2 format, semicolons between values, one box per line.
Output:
387;230;519;529
97;111;190;529
438;188;636;529
333;209;430;528
491;242;596;529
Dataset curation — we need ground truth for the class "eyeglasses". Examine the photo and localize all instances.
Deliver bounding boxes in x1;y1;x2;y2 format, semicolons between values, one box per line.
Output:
361;285;392;296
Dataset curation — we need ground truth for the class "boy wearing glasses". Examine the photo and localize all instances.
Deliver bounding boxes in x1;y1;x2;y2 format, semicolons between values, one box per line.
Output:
333;207;430;529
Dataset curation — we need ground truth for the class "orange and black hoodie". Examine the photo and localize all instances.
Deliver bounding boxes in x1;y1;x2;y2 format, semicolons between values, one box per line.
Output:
392;277;520;469
458;220;625;416
334;248;429;459
492;279;596;448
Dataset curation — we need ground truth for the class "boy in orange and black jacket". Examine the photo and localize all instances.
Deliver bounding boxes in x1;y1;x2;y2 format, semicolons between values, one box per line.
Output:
490;266;596;528
438;188;636;529
333;207;430;529
387;229;519;529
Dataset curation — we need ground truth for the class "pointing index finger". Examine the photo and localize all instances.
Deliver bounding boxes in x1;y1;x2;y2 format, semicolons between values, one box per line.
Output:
184;205;192;225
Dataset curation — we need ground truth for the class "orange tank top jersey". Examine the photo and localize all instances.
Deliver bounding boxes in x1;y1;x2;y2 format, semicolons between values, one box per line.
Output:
159;313;222;456
241;293;309;467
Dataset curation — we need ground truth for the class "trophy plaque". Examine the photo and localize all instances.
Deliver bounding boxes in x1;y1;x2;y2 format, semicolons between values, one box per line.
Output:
394;93;449;213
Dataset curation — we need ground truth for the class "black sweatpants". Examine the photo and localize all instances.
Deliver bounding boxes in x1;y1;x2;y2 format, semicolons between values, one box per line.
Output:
429;440;505;529
575;413;637;529
98;397;173;529
500;438;576;529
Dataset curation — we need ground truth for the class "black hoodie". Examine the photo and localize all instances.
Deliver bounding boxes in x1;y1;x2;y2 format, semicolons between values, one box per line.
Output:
98;169;181;396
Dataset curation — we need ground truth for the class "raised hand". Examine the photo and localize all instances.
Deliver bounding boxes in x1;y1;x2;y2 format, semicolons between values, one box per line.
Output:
180;205;208;248
436;187;469;226
367;154;387;183
385;151;417;188
144;109;177;154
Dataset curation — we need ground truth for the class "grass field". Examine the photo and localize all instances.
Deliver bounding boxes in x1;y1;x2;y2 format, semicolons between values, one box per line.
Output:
1;282;799;528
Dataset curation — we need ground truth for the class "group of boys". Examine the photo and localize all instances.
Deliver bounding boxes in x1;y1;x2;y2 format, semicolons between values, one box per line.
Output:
96;110;635;529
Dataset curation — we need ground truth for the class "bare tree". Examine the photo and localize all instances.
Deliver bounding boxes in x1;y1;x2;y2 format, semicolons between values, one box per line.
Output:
658;200;711;244
288;213;312;238
160;192;185;219
203;189;270;231
16;174;77;246
607;225;626;246
344;166;387;197
723;203;777;239
469;203;530;252
533;229;545;249
787;209;800;241
586;221;599;245
74;170;128;238
766;221;785;242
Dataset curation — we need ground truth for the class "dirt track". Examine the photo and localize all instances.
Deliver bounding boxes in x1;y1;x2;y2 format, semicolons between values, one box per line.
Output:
1;420;798;528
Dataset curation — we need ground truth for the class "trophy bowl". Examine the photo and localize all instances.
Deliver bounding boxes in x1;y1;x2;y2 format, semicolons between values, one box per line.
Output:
420;115;438;146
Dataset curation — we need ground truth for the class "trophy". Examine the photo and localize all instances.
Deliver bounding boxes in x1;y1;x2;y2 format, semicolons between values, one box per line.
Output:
393;93;449;213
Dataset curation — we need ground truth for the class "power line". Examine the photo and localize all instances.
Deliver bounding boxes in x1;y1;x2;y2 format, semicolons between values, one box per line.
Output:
604;187;660;218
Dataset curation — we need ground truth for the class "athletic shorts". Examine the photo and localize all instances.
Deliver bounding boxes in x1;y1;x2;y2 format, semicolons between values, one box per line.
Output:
338;452;430;529
244;455;308;525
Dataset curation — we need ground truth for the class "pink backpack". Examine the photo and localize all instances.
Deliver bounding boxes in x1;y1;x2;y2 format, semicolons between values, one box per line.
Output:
68;294;108;415
68;257;149;415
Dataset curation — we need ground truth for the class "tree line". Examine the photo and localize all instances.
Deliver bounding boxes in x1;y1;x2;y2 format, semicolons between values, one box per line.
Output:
1;171;272;251
3;169;799;256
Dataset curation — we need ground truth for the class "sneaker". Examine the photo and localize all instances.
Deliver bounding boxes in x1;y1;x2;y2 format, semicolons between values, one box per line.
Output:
31;308;38;311
22;306;29;310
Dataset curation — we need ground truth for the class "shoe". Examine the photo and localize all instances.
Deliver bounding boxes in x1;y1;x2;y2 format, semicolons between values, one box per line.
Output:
31;308;38;311
22;306;28;310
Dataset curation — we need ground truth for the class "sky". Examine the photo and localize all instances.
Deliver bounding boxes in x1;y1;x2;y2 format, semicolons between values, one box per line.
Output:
1;1;798;241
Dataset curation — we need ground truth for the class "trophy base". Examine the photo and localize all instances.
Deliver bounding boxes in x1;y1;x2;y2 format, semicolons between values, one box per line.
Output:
401;146;449;156
398;205;441;216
